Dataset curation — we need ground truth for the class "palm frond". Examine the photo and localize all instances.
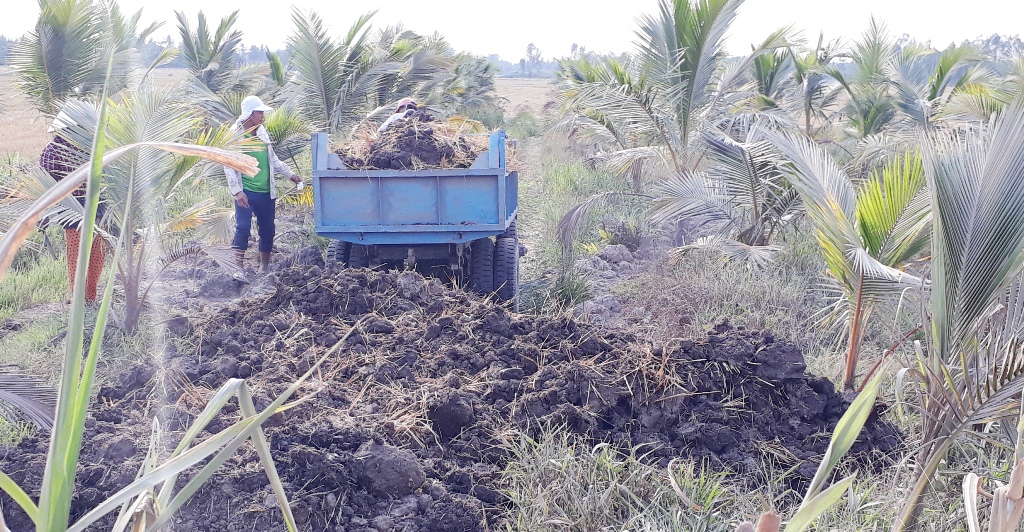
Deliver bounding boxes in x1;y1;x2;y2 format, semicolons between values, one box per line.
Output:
0;366;57;431
649;170;733;225
671;235;781;270
556;191;652;267
925;99;1024;359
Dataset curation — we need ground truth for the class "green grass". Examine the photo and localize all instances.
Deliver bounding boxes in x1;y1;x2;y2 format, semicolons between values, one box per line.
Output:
0;311;68;385
519;136;645;277
502;428;736;532
0;253;68;322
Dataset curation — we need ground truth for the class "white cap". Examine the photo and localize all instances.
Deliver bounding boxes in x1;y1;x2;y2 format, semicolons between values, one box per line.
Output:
237;95;273;124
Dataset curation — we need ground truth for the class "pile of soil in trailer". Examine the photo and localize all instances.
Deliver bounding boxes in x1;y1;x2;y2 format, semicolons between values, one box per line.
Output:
0;265;902;532
337;111;480;170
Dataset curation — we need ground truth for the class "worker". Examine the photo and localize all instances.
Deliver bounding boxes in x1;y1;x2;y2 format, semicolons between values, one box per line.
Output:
39;105;106;302
377;97;419;133
224;95;303;276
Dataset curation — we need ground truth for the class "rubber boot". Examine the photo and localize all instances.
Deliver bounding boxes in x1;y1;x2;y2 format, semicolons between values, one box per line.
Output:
259;252;271;273
234;249;245;268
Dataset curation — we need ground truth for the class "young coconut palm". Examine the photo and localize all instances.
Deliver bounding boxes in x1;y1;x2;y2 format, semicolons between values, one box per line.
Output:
10;0;161;116
649;131;803;268
288;9;453;137
825;18;899;141
770;132;930;391
887;43;989;129
892;100;1024;530
554;0;748;184
1;87;244;334
788;33;843;138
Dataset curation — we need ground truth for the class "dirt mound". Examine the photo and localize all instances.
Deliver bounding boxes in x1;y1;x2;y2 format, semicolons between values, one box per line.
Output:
338;112;480;170
0;265;901;531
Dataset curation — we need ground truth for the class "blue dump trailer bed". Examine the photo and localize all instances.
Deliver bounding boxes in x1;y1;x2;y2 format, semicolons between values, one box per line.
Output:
311;131;520;306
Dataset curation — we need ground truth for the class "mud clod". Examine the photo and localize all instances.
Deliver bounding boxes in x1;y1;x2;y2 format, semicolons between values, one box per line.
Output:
428;390;476;439
354;442;426;498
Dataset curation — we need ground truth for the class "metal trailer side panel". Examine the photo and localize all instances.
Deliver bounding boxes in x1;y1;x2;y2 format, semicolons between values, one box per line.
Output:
311;131;516;246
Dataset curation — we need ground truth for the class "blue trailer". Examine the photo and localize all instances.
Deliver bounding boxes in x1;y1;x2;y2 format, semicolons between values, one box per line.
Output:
311;130;520;306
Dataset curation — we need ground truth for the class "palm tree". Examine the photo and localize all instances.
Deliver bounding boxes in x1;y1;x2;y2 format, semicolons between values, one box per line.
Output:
423;53;500;117
771;132;930;391
10;0;159;116
175;10;246;96
555;0;746;176
287;9;454;137
650;131;803;267
555;2;791;193
825;18;899;140
888;43;989;128
789;34;843;137
890;101;1024;530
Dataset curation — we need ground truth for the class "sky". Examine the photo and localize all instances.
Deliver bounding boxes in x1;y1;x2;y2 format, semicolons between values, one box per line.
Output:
3;0;1023;62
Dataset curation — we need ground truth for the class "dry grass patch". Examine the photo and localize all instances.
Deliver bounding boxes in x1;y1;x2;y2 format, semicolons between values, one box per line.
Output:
0;67;49;158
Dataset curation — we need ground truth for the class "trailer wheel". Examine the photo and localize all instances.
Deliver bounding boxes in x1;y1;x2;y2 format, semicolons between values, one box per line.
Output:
500;218;517;239
493;237;519;309
326;241;351;266
349;244;370;268
469;238;494;295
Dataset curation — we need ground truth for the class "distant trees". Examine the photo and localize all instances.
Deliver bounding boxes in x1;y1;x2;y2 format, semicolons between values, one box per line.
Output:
523;43;543;77
0;36;12;65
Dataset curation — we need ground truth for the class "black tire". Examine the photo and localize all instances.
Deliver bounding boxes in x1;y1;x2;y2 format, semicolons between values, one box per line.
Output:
326;241;351;266
493;237;519;309
349;244;370;268
499;218;517;240
468;238;494;295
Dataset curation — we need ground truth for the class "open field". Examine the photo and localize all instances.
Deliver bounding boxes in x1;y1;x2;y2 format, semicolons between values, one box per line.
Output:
494;77;555;115
0;67;48;158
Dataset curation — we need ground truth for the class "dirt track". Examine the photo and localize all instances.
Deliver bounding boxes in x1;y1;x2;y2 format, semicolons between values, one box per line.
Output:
0;254;900;531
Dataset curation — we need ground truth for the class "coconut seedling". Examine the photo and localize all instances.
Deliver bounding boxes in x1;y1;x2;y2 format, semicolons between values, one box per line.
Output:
770;132;930;391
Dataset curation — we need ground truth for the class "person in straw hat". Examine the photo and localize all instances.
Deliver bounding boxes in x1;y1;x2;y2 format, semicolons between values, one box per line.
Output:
377;97;419;133
223;95;303;277
39;102;107;302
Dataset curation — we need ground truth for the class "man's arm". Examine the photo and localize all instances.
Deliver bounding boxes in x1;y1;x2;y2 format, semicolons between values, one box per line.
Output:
224;166;244;196
259;126;300;182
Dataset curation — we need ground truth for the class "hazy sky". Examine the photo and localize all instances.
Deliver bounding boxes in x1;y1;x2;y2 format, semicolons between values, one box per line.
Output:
3;0;1022;61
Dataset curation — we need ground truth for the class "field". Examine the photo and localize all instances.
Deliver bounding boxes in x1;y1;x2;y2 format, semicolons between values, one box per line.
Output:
0;67;49;158
0;5;1021;531
494;78;554;116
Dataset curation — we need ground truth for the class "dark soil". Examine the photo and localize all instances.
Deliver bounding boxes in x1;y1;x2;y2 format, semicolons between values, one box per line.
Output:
0;263;902;532
338;112;479;170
